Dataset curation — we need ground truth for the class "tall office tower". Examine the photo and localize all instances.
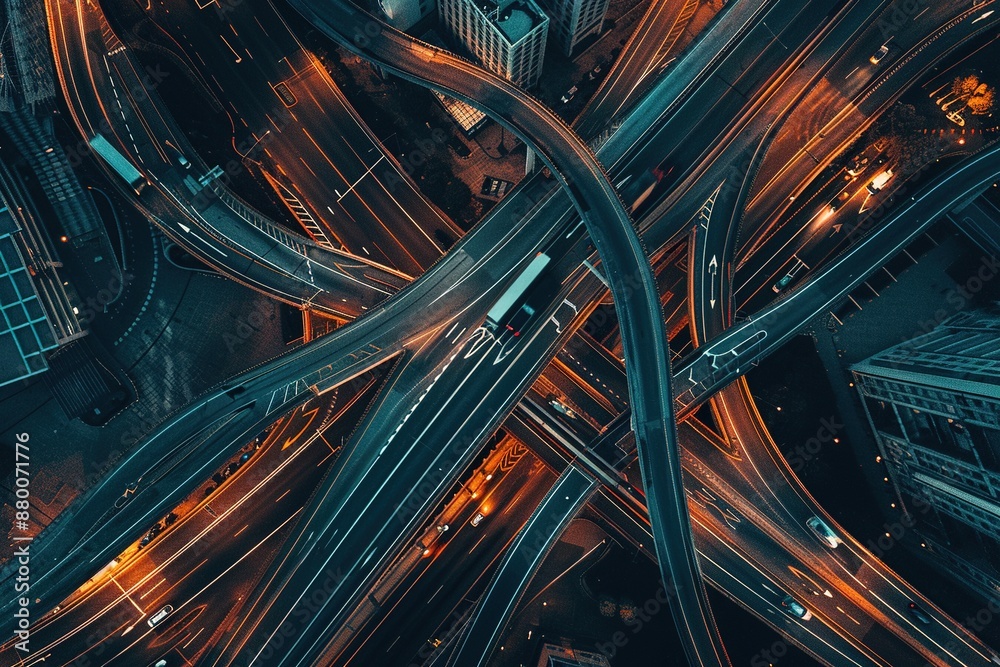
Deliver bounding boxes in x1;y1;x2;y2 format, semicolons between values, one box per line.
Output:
438;0;549;88
535;0;608;56
852;308;1000;601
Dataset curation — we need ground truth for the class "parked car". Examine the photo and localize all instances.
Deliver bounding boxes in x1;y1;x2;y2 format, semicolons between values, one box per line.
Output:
560;86;578;103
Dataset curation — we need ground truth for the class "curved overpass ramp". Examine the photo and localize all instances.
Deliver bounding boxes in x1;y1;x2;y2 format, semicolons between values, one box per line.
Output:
673;141;1000;413
45;0;409;319
286;1;730;664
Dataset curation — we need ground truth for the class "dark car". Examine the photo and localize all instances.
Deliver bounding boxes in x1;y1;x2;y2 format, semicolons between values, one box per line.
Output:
773;259;806;293
907;602;932;625
828;191;850;212
114;479;141;508
781;595;813;621
806;516;841;548
772;272;796;293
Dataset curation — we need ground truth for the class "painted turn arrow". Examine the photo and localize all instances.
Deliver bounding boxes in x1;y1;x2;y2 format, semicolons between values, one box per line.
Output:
708;254;718;308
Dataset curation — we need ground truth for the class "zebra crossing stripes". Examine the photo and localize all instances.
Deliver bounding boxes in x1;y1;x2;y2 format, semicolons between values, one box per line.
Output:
273;180;336;251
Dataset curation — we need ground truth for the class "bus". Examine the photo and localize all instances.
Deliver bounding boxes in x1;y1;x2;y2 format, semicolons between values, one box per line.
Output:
88;134;148;195
485;252;551;338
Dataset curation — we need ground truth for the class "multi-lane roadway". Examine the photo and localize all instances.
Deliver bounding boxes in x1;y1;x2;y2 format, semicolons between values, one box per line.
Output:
7;0;996;664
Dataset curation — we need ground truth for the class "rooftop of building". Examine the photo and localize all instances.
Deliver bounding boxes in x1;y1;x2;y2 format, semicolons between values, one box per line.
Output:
472;0;548;44
851;307;1000;399
0;206;58;387
536;643;611;667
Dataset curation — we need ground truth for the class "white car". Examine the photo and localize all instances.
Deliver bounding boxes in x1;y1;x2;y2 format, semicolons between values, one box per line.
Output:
147;604;173;628
471;512;485;527
806;516;841;548
870;44;889;64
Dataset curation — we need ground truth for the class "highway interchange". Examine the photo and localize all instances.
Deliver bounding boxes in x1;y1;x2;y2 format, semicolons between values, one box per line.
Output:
3;0;1000;665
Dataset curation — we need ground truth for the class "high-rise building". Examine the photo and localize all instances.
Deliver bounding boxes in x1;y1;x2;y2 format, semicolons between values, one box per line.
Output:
535;0;608;56
377;0;435;31
948;196;1000;259
0;198;85;387
420;30;489;135
852;309;1000;601
535;643;611;667
438;0;549;88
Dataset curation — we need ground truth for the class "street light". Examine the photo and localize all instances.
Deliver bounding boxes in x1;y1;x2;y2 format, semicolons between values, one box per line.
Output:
238;129;271;160
752;394;782;413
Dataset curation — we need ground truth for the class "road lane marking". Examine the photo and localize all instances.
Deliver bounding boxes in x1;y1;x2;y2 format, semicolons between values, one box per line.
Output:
139;578;166;599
